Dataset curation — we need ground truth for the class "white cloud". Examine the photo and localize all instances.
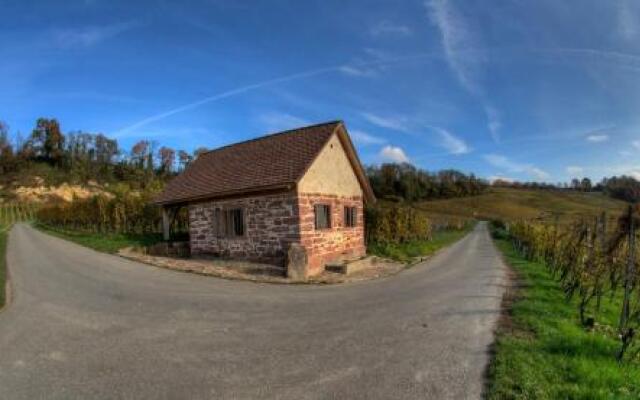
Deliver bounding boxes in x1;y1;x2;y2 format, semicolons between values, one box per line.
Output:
617;0;639;40
633;140;640;150
484;105;501;143
379;145;409;163
350;130;386;145
258;112;310;132
529;168;550;181
484;154;550;181
338;65;377;78
566;166;584;177
434;128;470;155
586;134;609;143
53;22;137;48
610;166;640;180
361;112;411;133
370;21;412;37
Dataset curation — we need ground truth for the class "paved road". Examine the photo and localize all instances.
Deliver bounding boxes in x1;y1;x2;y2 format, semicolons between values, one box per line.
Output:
0;223;507;400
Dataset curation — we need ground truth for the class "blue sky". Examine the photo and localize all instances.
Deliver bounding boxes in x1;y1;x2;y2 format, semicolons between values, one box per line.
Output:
2;0;640;182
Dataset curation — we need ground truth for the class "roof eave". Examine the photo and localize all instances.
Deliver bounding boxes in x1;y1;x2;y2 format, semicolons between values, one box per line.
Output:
153;183;296;206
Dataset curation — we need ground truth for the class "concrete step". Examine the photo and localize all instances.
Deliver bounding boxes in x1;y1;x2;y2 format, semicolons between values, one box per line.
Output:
325;256;378;275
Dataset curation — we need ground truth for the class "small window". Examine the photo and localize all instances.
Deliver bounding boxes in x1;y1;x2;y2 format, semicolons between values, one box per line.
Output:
314;204;331;230
344;206;357;227
213;207;244;237
226;208;244;236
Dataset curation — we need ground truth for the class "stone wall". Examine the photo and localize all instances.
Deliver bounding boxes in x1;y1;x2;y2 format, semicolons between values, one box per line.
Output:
298;193;366;275
188;192;300;266
188;191;366;276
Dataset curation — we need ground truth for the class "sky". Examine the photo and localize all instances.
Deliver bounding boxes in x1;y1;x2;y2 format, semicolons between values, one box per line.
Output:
2;0;640;183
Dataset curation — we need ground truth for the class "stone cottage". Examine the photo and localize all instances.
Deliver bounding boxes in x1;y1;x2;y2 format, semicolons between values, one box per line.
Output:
154;121;375;277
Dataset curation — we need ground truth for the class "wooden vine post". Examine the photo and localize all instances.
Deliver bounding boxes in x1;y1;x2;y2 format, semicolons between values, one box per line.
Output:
618;204;636;361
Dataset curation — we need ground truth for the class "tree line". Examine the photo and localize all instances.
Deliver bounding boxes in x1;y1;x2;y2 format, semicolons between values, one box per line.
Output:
2;117;639;204
367;163;488;202
0;118;210;189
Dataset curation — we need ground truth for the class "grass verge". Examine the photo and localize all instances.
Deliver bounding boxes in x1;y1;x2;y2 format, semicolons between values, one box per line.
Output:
0;226;7;308
35;224;164;254
368;225;472;263
486;238;640;399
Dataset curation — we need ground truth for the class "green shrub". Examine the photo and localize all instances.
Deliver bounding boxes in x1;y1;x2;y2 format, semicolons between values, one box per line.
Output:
489;219;509;240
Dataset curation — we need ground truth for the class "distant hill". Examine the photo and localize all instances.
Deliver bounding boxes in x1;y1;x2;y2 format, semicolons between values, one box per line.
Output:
414;187;628;223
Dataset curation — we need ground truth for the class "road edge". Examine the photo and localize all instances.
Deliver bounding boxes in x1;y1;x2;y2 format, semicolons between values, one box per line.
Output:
481;233;520;399
0;225;12;314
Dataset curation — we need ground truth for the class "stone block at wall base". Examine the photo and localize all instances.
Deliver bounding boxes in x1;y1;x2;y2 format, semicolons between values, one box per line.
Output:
287;243;309;281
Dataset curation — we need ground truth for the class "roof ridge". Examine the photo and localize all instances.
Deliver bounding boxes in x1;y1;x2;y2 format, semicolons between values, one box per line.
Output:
201;120;343;157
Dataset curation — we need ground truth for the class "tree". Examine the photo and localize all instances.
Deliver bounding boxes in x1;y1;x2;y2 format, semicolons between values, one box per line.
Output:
30;118;65;165
131;140;149;168
158;146;175;174
581;177;592;192
571;178;581;191
178;150;192;170
0;120;8;147
0;120;15;173
95;134;118;165
601;176;640;203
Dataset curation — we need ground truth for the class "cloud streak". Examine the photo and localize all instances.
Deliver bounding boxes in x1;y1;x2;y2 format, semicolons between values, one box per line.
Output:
434;127;470;155
113;45;640;139
53;21;138;48
350;130;386;145
484;154;550;181
370;21;412;37
113;53;442;138
258;112;310;132
361;112;412;133
425;0;501;143
586;134;609;143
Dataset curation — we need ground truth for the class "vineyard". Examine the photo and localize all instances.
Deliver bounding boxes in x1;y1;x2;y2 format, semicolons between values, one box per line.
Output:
35;192;188;236
499;204;640;363
0;202;34;308
0;202;38;229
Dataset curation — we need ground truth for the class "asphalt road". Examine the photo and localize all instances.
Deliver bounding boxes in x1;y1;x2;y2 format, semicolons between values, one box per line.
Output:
0;222;507;400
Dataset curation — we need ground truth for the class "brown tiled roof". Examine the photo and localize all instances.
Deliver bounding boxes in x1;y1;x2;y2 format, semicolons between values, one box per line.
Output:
154;121;374;205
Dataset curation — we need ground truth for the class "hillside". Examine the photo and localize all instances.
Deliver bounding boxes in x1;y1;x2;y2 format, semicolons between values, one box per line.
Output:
415;187;628;223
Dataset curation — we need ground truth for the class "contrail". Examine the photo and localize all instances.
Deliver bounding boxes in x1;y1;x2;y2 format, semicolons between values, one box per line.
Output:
112;47;640;138
112;66;338;137
112;54;438;137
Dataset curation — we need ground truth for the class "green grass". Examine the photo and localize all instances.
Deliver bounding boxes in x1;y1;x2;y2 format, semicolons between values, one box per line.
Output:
368;226;472;263
486;239;640;399
0;225;7;308
36;224;164;254
415;187;627;223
